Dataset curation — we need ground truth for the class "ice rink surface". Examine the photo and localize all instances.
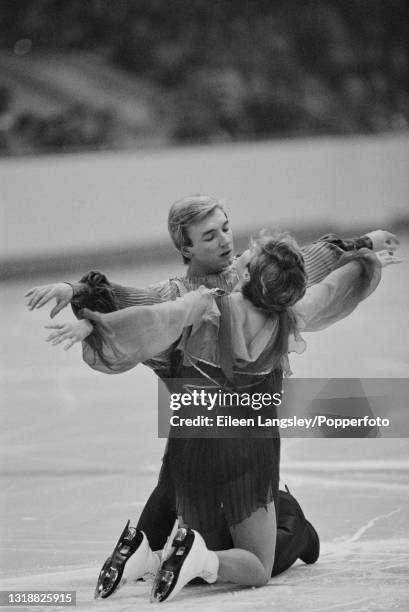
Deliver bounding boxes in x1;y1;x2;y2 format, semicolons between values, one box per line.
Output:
1;237;408;611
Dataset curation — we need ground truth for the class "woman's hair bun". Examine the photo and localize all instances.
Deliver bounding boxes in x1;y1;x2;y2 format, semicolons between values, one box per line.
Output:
242;230;307;313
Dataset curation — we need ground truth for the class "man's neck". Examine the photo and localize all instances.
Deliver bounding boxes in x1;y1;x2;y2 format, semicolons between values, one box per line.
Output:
187;260;229;277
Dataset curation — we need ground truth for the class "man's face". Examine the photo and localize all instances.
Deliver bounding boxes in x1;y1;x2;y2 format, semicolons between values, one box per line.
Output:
184;208;234;274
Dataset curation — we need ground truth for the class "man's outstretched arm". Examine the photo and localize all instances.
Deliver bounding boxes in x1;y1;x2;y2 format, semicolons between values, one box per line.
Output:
25;271;166;319
25;230;399;315
301;229;399;286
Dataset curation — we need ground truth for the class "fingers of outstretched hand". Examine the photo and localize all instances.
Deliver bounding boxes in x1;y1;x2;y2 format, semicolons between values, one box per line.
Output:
44;323;81;349
45;329;68;342
383;231;400;247
50;302;68;319
44;323;69;342
26;287;57;310
379;231;399;253
64;338;76;351
35;291;57;309
47;332;70;344
52;334;76;347
376;251;403;266
26;288;49;309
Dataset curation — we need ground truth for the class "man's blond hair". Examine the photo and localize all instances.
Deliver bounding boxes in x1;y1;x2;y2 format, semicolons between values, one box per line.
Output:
168;195;227;263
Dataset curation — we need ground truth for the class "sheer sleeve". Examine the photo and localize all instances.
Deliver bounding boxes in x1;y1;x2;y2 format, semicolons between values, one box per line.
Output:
294;249;381;332
78;287;217;374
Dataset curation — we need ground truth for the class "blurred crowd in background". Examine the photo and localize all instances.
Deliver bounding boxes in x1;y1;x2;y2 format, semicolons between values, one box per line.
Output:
0;0;408;155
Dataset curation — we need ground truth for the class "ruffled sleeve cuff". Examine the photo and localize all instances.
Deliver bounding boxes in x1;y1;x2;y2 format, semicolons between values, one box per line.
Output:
70;271;118;317
316;233;373;252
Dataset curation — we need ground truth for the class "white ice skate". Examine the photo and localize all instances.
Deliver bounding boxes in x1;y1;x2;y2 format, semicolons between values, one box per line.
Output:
150;526;218;603
94;521;159;599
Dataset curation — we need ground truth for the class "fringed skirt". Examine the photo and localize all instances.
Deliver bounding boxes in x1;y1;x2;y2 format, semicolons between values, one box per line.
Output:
160;436;280;533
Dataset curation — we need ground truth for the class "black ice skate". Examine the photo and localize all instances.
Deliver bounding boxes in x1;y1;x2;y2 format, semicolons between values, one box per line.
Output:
94;520;143;599
284;485;320;565
299;520;320;565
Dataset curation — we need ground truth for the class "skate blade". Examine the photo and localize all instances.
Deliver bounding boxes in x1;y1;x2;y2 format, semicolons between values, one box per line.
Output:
94;561;119;599
150;527;188;603
150;569;175;602
94;520;141;599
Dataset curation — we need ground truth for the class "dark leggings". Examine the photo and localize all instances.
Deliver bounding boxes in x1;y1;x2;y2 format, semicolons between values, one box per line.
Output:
136;482;311;577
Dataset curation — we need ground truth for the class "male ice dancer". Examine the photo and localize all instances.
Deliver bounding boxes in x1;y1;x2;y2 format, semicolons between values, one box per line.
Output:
26;195;399;597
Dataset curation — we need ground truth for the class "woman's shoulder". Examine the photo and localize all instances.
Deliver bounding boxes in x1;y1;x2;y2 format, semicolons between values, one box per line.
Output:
229;292;276;333
229;291;263;314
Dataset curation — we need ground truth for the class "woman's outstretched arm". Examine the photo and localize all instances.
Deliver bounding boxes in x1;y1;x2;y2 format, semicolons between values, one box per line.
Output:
44;287;218;374
294;250;400;333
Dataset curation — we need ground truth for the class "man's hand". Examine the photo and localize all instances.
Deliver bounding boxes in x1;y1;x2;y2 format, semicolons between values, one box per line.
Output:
375;250;403;267
25;283;73;318
45;320;94;350
365;230;399;253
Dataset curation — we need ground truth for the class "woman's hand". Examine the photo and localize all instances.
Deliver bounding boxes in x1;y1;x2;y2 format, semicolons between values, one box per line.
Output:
45;320;94;350
375;250;403;267
26;283;73;318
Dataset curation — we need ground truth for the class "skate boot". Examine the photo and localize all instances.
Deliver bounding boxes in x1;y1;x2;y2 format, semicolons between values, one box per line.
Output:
299;520;320;564
94;520;159;599
284;485;320;565
151;527;218;603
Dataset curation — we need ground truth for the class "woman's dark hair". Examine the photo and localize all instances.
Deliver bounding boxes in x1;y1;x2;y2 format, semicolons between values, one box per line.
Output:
242;231;307;359
242;230;307;313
